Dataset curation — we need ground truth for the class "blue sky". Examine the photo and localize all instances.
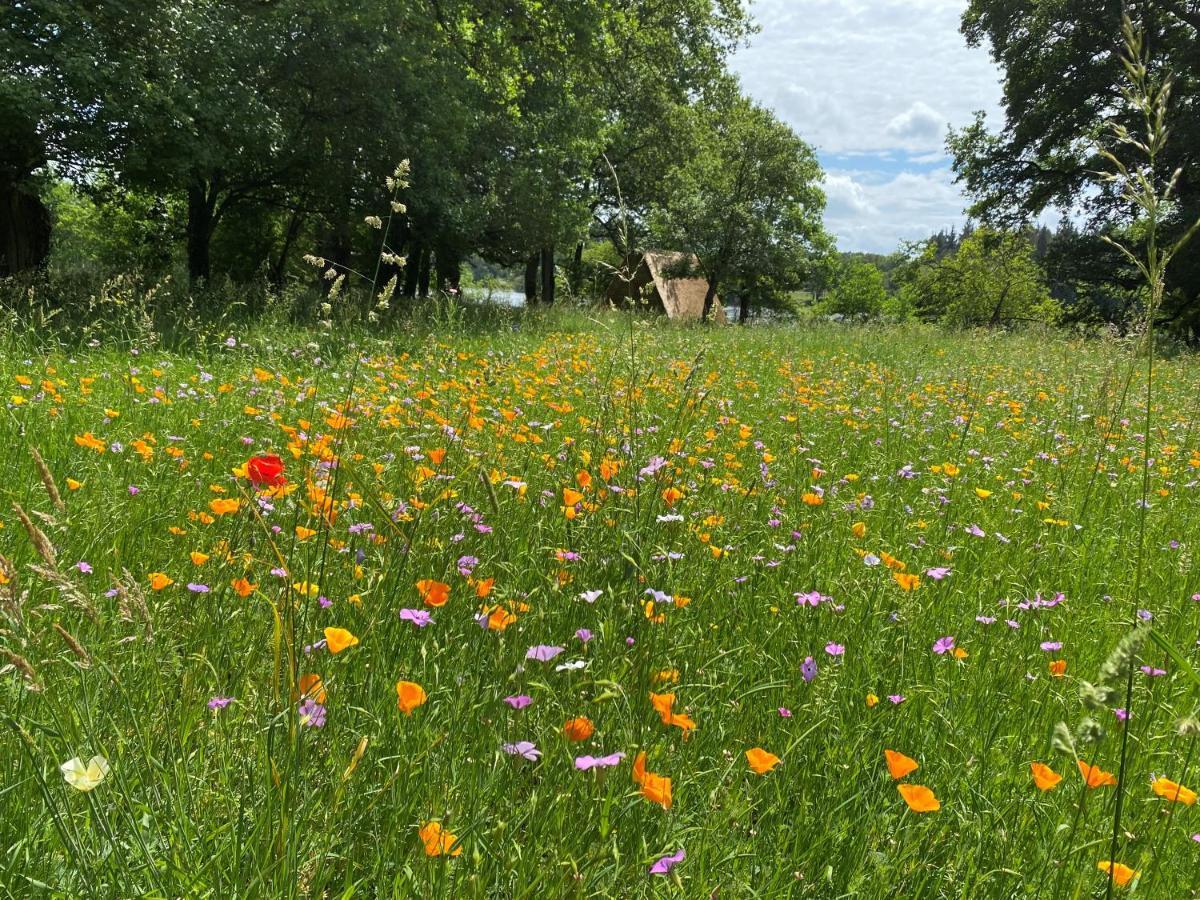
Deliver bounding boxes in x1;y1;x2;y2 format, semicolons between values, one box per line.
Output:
731;0;1005;253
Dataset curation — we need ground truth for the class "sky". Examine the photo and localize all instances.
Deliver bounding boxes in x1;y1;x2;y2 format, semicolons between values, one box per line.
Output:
731;0;1005;254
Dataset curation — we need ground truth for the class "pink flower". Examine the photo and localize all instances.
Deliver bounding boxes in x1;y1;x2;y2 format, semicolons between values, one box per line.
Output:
825;642;845;657
575;752;625;770
932;636;956;655
503;694;532;709
649;849;685;876
778;707;792;718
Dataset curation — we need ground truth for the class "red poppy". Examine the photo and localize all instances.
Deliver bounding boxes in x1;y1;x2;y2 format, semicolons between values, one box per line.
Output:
247;454;286;486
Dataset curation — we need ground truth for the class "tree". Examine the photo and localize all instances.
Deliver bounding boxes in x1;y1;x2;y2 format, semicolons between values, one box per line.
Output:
897;228;1059;327
651;90;827;320
949;2;1200;329
825;259;886;319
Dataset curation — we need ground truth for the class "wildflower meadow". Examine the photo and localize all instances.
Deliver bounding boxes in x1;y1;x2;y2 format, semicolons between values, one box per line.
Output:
1;317;1198;897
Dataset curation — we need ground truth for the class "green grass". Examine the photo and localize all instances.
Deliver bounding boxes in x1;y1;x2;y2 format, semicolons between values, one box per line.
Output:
1;315;1198;898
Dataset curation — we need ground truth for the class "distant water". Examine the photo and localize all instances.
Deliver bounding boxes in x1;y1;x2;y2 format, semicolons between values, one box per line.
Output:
462;287;742;321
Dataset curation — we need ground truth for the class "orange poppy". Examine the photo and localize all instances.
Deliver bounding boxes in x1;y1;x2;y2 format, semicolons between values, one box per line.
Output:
632;751;672;808
298;673;327;704
893;572;921;592
562;488;585;507
417;579;450;608
231;577;256;598
649;692;697;734
209;498;240;516
897;783;940;813
1078;759;1117;788
746;747;782;774
1031;762;1062;791
396;680;427;715
418;821;461;857
1049;659;1067;678
1150;776;1197;805
563;717;595;741
474;577;495;598
148;572;173;591
1096;861;1137;887
427;448;446;466
324;627;359;654
884;749;919;780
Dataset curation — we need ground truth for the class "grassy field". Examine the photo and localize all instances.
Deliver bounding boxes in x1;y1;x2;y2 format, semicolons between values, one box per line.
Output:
1;315;1198;898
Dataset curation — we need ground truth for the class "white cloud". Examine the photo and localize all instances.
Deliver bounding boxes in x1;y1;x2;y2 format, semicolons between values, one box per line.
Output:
731;0;1006;251
823;165;966;254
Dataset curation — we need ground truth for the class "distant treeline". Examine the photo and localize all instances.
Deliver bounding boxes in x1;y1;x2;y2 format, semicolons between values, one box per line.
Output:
2;0;827;321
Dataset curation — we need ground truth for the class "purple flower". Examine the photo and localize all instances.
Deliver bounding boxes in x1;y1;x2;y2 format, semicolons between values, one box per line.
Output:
825;642;845;657
504;694;532;709
298;698;326;728
801;656;817;683
966;524;985;538
1137;608;1153;621
75;561;93;574
575;752;625;770
456;555;478;577
187;583;210;593
1140;665;1167;677
399;608;432;628
1040;641;1063;652
925;567;951;580
626;636;636;646
778;707;792;718
1192;833;1200;843
526;645;565;662
502;741;541;761
575;628;593;644
318;595;332;608
888;694;906;705
976;615;996;625
1114;708;1129;721
649;849;685;876
207;696;233;710
932;636;956;655
128;485;140;495
579;589;603;604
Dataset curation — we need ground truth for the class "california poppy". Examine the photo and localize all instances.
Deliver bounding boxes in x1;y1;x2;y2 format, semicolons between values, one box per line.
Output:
885;749;919;780
1031;762;1062;791
246;454;286;487
417;579;450;608
897;783;940;813
563;717;595;741
632;751;672;808
1151;776;1197;805
419;821;461;857
148;572;173;591
299;673;327;704
396;680;427;715
324;627;359;654
746;747;782;774
1097;860;1137;887
1078;759;1117;788
1049;659;1067;678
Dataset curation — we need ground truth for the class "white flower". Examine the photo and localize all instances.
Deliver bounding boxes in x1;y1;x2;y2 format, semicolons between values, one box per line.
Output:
61;755;109;792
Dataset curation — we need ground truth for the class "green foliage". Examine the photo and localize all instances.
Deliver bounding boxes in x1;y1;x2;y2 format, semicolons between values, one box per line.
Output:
650;89;828;319
951;1;1200;331
824;259;886;320
897;228;1060;327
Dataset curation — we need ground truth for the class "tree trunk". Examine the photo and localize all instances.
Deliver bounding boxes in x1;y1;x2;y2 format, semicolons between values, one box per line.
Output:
270;209;305;289
435;247;461;294
417;246;432;298
0;180;51;276
569;240;585;294
739;293;750;324
541;244;555;306
186;181;217;284
524;254;540;305
702;276;720;322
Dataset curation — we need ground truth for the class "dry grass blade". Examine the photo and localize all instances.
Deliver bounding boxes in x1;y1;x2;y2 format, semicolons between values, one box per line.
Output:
29;445;66;512
12;503;57;567
52;623;91;668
